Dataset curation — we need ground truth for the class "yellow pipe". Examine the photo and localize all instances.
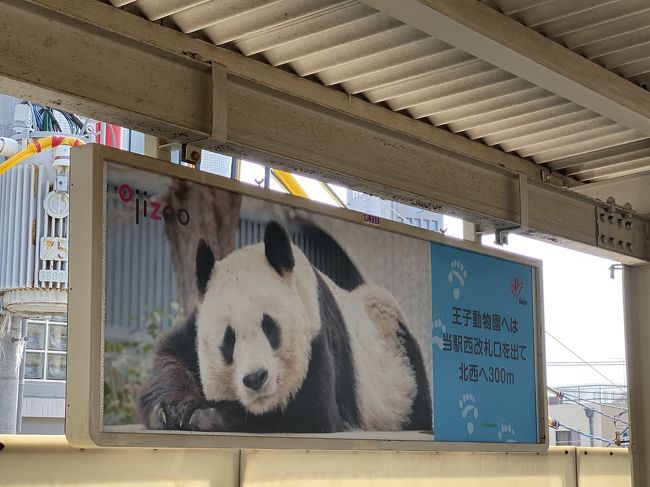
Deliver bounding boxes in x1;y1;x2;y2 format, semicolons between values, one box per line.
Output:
271;169;309;198
0;135;85;176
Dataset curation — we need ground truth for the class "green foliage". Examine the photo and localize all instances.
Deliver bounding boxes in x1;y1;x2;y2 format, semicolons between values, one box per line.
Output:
103;305;182;426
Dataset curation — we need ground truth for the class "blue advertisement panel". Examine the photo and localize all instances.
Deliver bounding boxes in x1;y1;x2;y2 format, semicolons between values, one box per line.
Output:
431;242;537;443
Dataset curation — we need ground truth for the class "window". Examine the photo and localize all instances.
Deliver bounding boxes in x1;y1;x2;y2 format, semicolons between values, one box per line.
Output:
200;151;232;178
556;430;579;446
25;318;67;381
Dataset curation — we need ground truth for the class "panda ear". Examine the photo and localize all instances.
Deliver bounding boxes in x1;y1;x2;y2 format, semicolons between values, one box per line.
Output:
264;221;295;276
196;239;215;297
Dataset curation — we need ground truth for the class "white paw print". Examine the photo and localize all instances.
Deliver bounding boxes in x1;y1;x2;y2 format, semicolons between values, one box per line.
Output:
431;316;446;351
498;423;516;442
459;393;479;435
448;260;468;300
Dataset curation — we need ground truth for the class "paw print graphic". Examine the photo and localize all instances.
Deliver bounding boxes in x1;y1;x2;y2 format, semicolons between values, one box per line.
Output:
448;260;468;300
459;393;479;435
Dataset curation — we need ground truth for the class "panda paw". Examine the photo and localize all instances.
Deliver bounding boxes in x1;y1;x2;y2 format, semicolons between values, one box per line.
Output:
187;406;227;431
147;402;170;430
145;400;234;431
146;401;221;431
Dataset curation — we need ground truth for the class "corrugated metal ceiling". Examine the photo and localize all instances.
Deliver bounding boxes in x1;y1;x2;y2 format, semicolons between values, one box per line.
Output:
107;0;650;184
482;0;650;89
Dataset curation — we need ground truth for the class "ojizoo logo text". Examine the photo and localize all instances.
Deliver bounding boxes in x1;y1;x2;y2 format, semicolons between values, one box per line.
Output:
117;183;190;226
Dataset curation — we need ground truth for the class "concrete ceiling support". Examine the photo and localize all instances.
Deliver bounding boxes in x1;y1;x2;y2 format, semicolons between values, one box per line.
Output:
623;264;650;486
0;0;648;263
361;0;650;137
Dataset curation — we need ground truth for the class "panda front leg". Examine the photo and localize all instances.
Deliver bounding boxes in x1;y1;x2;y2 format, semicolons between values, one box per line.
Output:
139;356;221;431
137;314;219;431
141;377;249;431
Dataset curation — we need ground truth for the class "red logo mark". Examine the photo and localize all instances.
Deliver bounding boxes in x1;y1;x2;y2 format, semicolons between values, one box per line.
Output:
511;277;524;300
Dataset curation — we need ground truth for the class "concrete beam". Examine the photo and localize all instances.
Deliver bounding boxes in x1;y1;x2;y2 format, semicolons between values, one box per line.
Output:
5;0;577;188
362;0;650;137
0;0;648;262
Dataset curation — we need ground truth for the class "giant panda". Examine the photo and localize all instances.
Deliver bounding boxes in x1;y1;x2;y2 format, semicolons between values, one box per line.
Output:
139;221;431;433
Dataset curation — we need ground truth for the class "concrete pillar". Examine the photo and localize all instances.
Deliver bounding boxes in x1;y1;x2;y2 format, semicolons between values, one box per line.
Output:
623;263;650;486
0;314;26;433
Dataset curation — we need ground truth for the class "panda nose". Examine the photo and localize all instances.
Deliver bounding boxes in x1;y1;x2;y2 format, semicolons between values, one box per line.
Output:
243;369;268;391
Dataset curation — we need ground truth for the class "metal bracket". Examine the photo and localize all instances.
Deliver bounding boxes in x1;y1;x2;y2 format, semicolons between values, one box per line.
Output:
597;203;635;255
176;61;228;169
495;173;529;246
180;143;203;168
193;61;227;149
609;263;623;279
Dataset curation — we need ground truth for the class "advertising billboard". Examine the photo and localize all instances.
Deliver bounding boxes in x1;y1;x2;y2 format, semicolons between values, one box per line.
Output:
66;144;546;451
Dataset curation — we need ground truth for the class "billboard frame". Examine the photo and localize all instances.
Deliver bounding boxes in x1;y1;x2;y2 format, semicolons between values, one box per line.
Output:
66;143;548;452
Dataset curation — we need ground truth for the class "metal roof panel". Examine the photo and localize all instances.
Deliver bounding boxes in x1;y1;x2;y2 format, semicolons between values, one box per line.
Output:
107;0;650;184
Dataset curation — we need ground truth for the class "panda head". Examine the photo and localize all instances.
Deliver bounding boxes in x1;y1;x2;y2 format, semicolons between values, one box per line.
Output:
195;221;320;415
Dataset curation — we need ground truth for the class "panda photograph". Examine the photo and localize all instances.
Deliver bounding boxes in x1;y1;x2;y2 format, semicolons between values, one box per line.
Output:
103;163;435;438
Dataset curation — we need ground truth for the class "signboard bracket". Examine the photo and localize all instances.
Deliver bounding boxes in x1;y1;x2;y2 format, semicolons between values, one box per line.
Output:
496;174;529;246
189;61;228;152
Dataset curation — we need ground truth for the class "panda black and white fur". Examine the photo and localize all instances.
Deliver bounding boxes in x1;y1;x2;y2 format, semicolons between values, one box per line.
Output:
139;221;431;433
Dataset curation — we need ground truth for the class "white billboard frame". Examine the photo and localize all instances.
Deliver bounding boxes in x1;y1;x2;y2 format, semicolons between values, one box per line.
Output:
66;144;548;452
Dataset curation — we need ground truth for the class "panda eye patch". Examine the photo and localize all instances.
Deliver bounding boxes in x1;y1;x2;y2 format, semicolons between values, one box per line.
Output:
220;326;235;365
261;314;281;350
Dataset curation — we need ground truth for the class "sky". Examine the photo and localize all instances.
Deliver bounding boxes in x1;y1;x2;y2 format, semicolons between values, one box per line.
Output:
239;161;628;389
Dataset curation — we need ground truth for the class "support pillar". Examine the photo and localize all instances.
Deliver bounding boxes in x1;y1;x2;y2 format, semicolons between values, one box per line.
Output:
623;263;650;486
0;314;26;433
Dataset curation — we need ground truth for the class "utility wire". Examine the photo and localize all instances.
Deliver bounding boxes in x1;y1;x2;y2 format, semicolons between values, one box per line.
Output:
552;420;613;446
548;387;628;425
545;331;625;393
558;389;628;412
547;361;626;367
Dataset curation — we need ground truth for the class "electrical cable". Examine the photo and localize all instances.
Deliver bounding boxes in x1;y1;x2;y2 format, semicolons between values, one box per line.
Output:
547;361;626;366
557;389;628;412
46;108;62;132
545;331;625;393
60;111;84;134
80;116;94;136
62;112;83;133
557;422;614;445
22;102;88;134
42;108;49;131
548;387;628;425
548;415;617;446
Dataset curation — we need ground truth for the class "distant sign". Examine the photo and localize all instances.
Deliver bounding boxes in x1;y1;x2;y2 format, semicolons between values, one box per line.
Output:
431;243;538;443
